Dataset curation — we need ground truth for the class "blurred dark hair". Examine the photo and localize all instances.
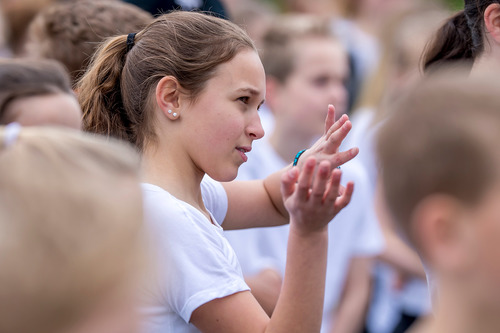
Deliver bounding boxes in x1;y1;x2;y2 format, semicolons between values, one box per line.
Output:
423;1;500;71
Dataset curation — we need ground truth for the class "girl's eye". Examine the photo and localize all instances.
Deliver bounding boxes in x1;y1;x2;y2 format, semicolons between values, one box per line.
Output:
312;76;329;87
238;96;250;104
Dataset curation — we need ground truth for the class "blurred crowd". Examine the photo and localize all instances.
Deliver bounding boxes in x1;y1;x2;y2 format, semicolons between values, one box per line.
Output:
1;1;499;333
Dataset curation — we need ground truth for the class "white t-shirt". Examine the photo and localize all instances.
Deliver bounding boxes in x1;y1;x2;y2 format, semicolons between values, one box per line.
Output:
225;138;384;333
140;177;249;333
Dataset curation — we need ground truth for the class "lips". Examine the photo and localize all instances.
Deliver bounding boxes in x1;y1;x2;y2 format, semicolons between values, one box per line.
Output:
236;146;251;162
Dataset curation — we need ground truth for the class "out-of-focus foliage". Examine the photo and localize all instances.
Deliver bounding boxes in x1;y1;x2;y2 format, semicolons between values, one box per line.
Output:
260;0;463;12
444;0;463;10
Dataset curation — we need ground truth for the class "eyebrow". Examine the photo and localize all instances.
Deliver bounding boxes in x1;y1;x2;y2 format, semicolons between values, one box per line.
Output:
235;87;261;95
235;87;266;105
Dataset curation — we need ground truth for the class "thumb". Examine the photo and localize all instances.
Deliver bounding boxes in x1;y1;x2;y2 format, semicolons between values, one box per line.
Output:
281;167;298;200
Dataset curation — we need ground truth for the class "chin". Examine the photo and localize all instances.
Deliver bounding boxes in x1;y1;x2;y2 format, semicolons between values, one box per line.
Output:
207;168;239;183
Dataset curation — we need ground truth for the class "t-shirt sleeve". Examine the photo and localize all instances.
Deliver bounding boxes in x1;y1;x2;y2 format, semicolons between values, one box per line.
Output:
201;176;228;225
142;189;248;324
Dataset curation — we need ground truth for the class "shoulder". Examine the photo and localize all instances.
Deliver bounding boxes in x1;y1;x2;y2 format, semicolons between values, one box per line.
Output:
141;183;204;234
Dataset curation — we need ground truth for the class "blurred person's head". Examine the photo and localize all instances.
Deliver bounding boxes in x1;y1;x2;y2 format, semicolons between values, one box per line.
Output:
0;5;10;57
0;125;144;333
231;1;277;49
337;0;425;26
260;15;348;141
423;0;500;74
340;0;422;19
0;58;82;129
24;0;152;85
355;7;449;121
1;0;57;55
377;69;500;311
283;0;338;16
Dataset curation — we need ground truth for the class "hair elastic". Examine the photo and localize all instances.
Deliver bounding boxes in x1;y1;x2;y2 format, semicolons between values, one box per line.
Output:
4;122;21;148
126;33;137;52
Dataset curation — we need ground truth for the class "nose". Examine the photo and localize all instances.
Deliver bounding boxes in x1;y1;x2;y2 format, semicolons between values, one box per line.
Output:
330;83;348;116
247;112;265;140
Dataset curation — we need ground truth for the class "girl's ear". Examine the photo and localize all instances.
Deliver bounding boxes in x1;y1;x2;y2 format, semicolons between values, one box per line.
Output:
155;76;181;120
484;3;500;45
265;76;283;116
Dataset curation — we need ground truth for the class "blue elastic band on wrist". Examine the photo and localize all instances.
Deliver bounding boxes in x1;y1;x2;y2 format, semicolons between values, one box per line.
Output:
293;149;307;166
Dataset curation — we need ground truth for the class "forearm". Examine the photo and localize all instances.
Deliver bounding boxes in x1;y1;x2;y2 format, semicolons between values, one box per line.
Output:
266;225;328;333
329;281;370;333
378;231;426;279
262;167;291;221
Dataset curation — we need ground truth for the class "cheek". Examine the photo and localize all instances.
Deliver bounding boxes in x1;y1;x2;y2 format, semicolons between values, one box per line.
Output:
205;116;244;147
286;81;328;117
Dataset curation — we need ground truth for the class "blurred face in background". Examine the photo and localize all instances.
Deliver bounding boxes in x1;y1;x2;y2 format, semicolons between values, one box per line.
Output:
269;37;348;139
1;93;82;129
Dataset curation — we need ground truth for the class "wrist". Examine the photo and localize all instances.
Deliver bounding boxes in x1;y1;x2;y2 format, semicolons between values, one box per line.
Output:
289;220;328;239
292;149;307;167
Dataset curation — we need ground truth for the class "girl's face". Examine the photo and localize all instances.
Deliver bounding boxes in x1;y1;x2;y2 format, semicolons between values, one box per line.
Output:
272;38;348;138
178;49;266;182
3;93;82;129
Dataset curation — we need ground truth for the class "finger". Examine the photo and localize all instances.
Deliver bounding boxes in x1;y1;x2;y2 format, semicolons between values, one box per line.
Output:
310;161;331;204
281;167;299;200
325;114;348;141
324;169;342;203
324;119;352;154
337;184;346;197
334;181;354;213
296;157;316;202
327;147;359;169
324;104;335;135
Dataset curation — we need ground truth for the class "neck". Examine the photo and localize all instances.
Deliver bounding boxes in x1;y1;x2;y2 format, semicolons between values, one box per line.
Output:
422;281;500;333
269;120;316;162
141;142;206;212
471;41;500;76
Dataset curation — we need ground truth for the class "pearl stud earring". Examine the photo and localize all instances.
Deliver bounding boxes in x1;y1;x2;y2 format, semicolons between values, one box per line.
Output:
173;113;178;117
168;110;172;114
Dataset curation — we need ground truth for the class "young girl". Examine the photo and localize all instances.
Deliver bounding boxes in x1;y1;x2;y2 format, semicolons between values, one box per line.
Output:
78;11;357;333
376;68;500;333
0;58;81;129
423;0;500;74
0;125;144;333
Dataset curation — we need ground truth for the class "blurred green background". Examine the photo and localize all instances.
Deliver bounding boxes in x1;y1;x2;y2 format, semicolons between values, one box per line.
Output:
261;0;463;12
445;0;463;10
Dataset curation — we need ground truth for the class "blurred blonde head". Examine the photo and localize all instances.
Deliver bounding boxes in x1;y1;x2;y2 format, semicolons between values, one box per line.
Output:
0;126;144;333
377;67;500;257
355;6;449;121
260;14;349;136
